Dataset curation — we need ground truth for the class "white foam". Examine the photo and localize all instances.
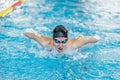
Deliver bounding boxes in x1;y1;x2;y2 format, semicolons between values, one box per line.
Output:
73;52;90;60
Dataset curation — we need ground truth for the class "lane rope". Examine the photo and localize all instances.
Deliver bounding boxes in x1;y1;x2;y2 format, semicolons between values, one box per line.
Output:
0;0;26;17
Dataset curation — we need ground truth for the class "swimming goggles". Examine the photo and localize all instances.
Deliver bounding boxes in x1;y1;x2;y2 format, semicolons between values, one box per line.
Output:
54;39;68;44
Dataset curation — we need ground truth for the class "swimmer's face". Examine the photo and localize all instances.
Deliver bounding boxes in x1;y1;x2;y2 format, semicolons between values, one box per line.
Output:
54;37;68;53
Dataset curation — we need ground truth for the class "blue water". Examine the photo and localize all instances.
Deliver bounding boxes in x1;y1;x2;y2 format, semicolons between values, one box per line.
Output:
0;0;120;80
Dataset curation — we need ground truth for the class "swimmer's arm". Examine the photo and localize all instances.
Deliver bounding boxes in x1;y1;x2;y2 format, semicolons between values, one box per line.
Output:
72;35;100;48
23;29;52;48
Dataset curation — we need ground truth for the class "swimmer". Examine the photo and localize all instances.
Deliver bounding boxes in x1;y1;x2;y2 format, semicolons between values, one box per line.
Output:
24;25;100;53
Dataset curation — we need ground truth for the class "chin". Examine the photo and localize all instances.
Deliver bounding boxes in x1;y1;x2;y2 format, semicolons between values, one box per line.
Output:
57;49;63;53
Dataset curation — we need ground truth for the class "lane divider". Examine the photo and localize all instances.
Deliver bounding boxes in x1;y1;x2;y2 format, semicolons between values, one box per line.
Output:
0;0;26;17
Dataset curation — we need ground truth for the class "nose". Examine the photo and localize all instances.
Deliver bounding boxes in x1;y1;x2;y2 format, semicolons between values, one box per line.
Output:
58;43;63;47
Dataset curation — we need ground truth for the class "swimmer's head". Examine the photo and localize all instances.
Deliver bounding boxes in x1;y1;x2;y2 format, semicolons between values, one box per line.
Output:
53;25;68;39
53;25;68;53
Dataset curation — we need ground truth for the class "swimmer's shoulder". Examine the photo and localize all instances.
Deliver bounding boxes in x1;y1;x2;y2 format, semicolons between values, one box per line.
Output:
49;38;54;47
66;38;84;48
66;38;76;48
43;38;54;51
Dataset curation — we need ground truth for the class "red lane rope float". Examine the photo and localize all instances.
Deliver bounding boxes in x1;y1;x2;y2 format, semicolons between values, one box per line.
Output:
0;0;26;17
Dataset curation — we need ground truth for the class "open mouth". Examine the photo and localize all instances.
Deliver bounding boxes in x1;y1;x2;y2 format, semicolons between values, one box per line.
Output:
58;48;63;50
57;48;63;53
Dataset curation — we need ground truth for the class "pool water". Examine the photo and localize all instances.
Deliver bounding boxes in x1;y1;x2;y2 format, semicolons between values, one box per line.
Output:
0;0;120;80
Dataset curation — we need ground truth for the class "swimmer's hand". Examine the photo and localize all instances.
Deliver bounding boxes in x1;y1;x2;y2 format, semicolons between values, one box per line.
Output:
24;28;37;39
93;35;100;41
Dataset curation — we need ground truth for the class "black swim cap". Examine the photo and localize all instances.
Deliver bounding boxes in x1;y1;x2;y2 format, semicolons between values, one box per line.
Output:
53;25;68;38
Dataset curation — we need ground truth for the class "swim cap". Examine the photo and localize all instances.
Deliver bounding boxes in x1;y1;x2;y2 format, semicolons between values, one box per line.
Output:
53;25;68;38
